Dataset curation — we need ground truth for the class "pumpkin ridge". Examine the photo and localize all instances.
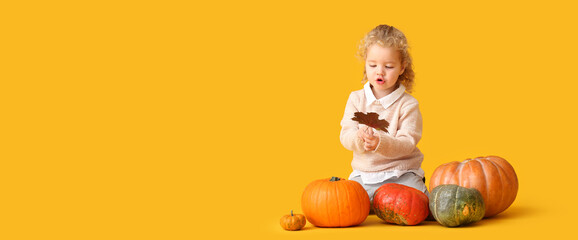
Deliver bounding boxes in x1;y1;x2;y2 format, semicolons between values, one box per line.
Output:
457;161;466;187
305;181;321;225
495;156;518;215
442;162;457;184
310;181;318;225
353;181;365;223
412;190;421;224
488;158;507;216
409;191;418;224
484;158;502;216
478;158;491;213
464;161;473;188
318;180;326;226
350;182;360;222
432;185;439;222
357;180;369;224
309;181;323;224
315;181;325;225
453;185;460;226
343;181;352;225
355;181;366;224
394;190;403;225
397;190;406;224
310;181;320;226
324;181;332;226
334;181;342;226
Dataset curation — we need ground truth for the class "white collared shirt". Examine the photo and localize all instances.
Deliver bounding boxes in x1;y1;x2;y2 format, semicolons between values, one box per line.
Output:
349;82;424;184
363;82;406;109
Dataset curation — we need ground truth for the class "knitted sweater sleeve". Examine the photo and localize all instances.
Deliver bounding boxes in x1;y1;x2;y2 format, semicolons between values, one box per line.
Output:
373;102;422;158
340;92;366;153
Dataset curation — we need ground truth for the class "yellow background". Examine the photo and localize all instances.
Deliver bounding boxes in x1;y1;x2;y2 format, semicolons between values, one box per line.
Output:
1;0;577;239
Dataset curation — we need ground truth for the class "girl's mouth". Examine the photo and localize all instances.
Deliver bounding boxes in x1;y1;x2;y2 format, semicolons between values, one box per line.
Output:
376;78;384;84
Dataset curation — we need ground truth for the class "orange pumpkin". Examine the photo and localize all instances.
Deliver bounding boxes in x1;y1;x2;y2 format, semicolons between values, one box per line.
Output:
429;156;518;217
301;177;370;227
280;210;306;231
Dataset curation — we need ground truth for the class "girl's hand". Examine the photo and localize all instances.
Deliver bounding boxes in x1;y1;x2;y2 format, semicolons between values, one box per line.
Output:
357;125;370;142
358;126;379;151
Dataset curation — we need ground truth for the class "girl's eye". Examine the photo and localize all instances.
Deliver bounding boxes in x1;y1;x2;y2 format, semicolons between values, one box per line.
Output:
386;66;393;69
369;65;376;67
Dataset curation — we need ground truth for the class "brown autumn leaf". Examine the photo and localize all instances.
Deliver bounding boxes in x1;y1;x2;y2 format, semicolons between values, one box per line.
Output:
351;112;389;133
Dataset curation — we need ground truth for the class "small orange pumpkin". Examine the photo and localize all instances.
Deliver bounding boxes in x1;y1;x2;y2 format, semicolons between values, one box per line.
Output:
429;156;518;217
301;176;370;227
280;210;306;231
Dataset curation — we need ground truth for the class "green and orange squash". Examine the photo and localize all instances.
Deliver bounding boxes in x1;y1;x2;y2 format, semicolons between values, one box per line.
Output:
372;183;429;226
429;184;485;227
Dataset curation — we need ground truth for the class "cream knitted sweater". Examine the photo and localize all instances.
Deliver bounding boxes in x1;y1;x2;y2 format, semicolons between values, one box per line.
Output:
340;84;424;172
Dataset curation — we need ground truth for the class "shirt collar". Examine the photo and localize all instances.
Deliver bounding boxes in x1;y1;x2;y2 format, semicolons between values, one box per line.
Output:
364;82;406;109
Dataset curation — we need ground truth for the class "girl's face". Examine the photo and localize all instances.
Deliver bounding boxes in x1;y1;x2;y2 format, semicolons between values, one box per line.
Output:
365;44;405;97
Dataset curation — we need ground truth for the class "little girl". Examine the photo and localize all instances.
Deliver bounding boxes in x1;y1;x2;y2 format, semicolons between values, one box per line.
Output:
340;25;428;202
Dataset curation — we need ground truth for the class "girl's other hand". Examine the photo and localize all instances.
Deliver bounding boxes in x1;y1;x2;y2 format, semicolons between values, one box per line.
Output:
364;137;378;151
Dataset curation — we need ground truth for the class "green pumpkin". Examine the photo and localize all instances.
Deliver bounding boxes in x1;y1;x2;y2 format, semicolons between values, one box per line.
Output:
429;184;485;227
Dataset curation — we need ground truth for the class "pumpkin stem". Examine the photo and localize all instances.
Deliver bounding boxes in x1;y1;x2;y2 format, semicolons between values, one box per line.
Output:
330;176;341;181
291;210;293;216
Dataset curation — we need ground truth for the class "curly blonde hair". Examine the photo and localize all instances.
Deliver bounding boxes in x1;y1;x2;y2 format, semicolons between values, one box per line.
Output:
357;25;415;92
